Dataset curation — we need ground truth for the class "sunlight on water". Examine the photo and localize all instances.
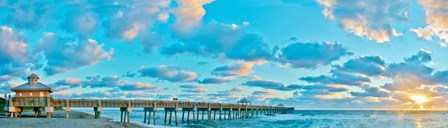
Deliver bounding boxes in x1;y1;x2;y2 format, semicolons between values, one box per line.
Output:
414;118;424;128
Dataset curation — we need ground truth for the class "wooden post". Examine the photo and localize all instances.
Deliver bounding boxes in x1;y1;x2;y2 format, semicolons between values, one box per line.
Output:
196;109;199;121
224;110;227;120
120;107;128;123
127;101;131;123
120;110;123;122
8;94;12;118
234;110;236;119
187;111;190;122
175;102;178;126
238;104;241;119
261;106;266;115
169;111;172;125
4;94;8;117
143;105;153;124
153;102;157;125
65;99;70;118
94;107;100;119
201;110;204;120
123;110;127;122
94;100;102;119
193;103;197;121
256;107;258;115
144;110;147;123
182;110;185;122
148;111;151;124
213;110;216;120
127;111;130;123
174;110;178;126
207;103;211;120
34;107;38;117
45;96;53;118
245;105;248;118
8;94;18;118
219;104;222;120
229;104;233;120
251;106;254;117
164;110;168;124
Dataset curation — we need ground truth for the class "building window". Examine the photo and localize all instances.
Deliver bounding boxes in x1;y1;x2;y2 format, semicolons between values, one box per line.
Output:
40;92;44;97
19;93;22;96
30;92;33;96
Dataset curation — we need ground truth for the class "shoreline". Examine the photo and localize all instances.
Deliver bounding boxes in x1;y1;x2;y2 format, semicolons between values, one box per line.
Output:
0;110;151;128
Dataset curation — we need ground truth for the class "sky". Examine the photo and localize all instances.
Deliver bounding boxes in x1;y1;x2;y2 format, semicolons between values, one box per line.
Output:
1;0;448;110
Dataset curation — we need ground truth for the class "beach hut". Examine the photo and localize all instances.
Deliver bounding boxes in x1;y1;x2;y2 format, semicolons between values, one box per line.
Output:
237;98;251;105
10;73;54;118
11;73;53;98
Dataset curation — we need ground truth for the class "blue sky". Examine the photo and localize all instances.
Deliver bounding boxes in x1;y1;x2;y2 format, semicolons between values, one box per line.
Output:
1;0;448;110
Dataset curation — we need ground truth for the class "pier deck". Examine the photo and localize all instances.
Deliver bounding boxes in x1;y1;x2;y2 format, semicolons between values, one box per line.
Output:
2;97;294;126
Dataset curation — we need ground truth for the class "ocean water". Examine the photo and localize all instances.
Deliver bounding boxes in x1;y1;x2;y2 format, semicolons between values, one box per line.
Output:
73;108;448;128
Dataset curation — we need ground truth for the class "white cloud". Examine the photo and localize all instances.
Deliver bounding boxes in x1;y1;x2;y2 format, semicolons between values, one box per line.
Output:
410;0;448;46
139;65;198;82
103;0;172;40
0;26;35;82
35;34;114;75
317;0;409;43
172;0;214;35
0;26;30;65
212;61;265;77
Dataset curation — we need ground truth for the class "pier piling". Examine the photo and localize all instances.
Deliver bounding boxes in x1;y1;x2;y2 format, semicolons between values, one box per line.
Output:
187;111;190;122
201;110;204;120
164;110;167;124
174;110;178;126
144;110;147;123
182;110;185;122
169;111;172;125
148;111;151;124
193;103;197;121
65;99;70;118
219;104;223;120
207;104;211;121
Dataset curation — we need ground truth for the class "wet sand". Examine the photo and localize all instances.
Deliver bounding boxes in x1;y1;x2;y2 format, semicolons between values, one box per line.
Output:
0;110;150;128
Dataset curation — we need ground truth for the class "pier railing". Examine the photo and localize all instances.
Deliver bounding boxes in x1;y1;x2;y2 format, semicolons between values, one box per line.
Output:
12;97;50;107
7;98;290;110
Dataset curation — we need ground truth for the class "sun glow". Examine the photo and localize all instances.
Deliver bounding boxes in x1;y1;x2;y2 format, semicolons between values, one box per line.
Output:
411;94;429;104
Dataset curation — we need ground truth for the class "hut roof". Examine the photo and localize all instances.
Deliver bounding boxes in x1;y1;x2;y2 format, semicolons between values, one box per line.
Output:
11;74;52;93
11;82;53;93
27;73;40;79
277;104;284;107
237;98;251;103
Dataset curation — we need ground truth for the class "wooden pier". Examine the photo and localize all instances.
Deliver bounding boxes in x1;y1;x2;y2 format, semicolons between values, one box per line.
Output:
2;96;294;126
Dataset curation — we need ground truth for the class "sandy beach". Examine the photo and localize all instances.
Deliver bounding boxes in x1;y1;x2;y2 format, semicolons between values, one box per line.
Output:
0;110;150;128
